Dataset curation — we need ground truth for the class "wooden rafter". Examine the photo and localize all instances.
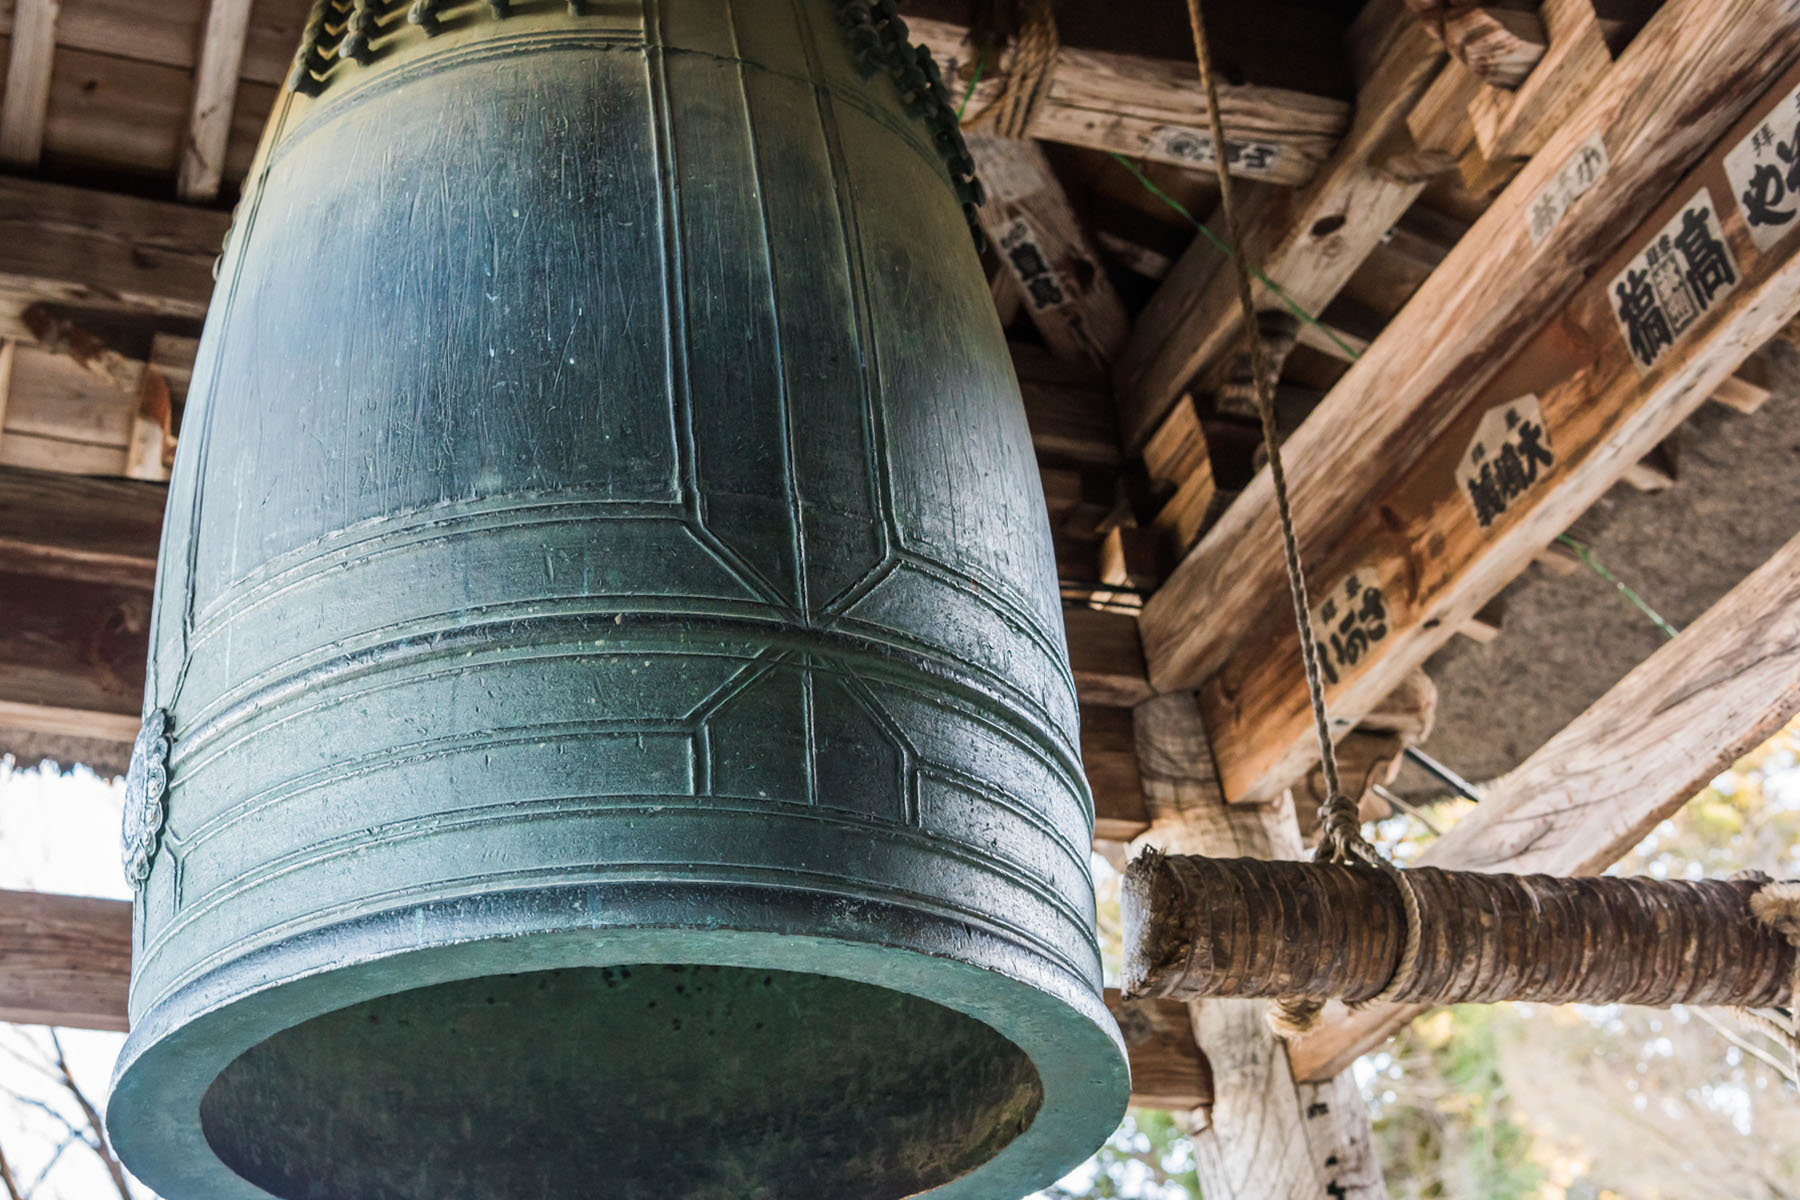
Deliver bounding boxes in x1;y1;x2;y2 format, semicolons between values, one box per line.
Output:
178;0;256;202
1138;0;1800;702
1112;0;1445;451
972;135;1129;369
0;0;62;167
905;15;1350;187
1287;523;1800;1079
1200;49;1800;805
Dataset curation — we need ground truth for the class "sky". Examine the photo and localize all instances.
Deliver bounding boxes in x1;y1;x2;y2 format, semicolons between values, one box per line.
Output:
0;758;142;1200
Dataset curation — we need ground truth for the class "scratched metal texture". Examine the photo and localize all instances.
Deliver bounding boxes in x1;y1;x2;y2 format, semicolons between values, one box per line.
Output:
108;3;1127;1198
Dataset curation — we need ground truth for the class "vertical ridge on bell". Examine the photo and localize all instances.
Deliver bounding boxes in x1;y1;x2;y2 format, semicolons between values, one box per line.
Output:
664;0;805;612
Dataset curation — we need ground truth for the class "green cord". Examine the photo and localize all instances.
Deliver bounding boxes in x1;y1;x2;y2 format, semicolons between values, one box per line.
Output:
1104;151;1365;363
957;50;986;121
1556;534;1681;641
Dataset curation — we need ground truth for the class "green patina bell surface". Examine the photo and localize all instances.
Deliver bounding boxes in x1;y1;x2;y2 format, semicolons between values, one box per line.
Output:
106;2;1128;1197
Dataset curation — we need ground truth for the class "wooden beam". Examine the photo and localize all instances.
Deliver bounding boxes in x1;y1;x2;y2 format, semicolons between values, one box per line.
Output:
0;466;161;588
972;136;1128;370
1108;986;1213;1113
906;19;1350;187
0;177;225;338
178;0;255;202
1140;0;1800;697
1131;693;1384;1198
1198;47;1800;805
1082;704;1151;842
0;699;139;743
1711;352;1775;413
0;0;60;166
1013;343;1123;469
1112;0;1445;451
1441;5;1547;88
1468;0;1612;163
0;890;130;1031
1065;606;1152;706
0;567;148;724
1289;523;1800;1079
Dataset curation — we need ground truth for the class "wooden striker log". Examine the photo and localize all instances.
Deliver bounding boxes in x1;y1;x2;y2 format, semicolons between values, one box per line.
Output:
1123;852;1794;1009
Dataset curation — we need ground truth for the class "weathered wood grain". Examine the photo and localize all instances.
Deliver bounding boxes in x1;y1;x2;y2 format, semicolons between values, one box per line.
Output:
0;176;224;339
178;0;255;201
1130;693;1387;1199
1198;49;1800;804
0;889;130;1031
1082;704;1151;843
0;465;162;588
1468;0;1611;162
1140;0;1800;696
1443;5;1547;88
0;568;149;722
0;0;59;165
1287;523;1800;1079
1108;986;1213;1112
1113;0;1444;450
1065;606;1152;706
908;17;1350;186
972;136;1128;370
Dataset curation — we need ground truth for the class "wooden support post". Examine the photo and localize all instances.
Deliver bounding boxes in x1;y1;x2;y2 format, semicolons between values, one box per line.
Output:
0;0;62;167
1286;522;1800;1079
1113;0;1445;451
1141;0;1800;700
1196;47;1800;805
971;136;1128;370
1132;693;1386;1199
179;0;256;201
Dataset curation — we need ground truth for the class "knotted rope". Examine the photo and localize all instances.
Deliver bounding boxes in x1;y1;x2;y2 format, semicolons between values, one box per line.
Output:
1180;0;1423;1038
965;0;1059;139
1735;876;1800;1084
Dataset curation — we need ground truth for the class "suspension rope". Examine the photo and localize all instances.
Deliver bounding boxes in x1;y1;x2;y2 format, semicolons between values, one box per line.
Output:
1181;0;1422;1036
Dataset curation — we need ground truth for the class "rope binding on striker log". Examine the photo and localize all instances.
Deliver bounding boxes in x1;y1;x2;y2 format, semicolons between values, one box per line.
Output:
1176;0;1425;1038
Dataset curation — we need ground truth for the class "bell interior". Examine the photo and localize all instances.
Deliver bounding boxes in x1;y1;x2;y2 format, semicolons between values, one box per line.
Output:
197;962;1044;1200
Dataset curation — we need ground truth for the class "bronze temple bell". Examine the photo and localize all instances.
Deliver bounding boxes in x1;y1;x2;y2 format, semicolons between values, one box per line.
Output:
105;2;1129;1197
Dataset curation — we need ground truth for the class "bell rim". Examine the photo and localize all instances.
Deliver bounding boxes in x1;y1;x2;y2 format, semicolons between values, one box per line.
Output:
109;879;1130;1200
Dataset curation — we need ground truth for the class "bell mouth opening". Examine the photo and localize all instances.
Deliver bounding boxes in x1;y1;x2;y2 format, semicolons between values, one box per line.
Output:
196;962;1045;1200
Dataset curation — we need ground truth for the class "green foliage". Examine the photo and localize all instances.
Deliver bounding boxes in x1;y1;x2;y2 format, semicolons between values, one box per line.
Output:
1037;1109;1200;1200
1368;1006;1545;1200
